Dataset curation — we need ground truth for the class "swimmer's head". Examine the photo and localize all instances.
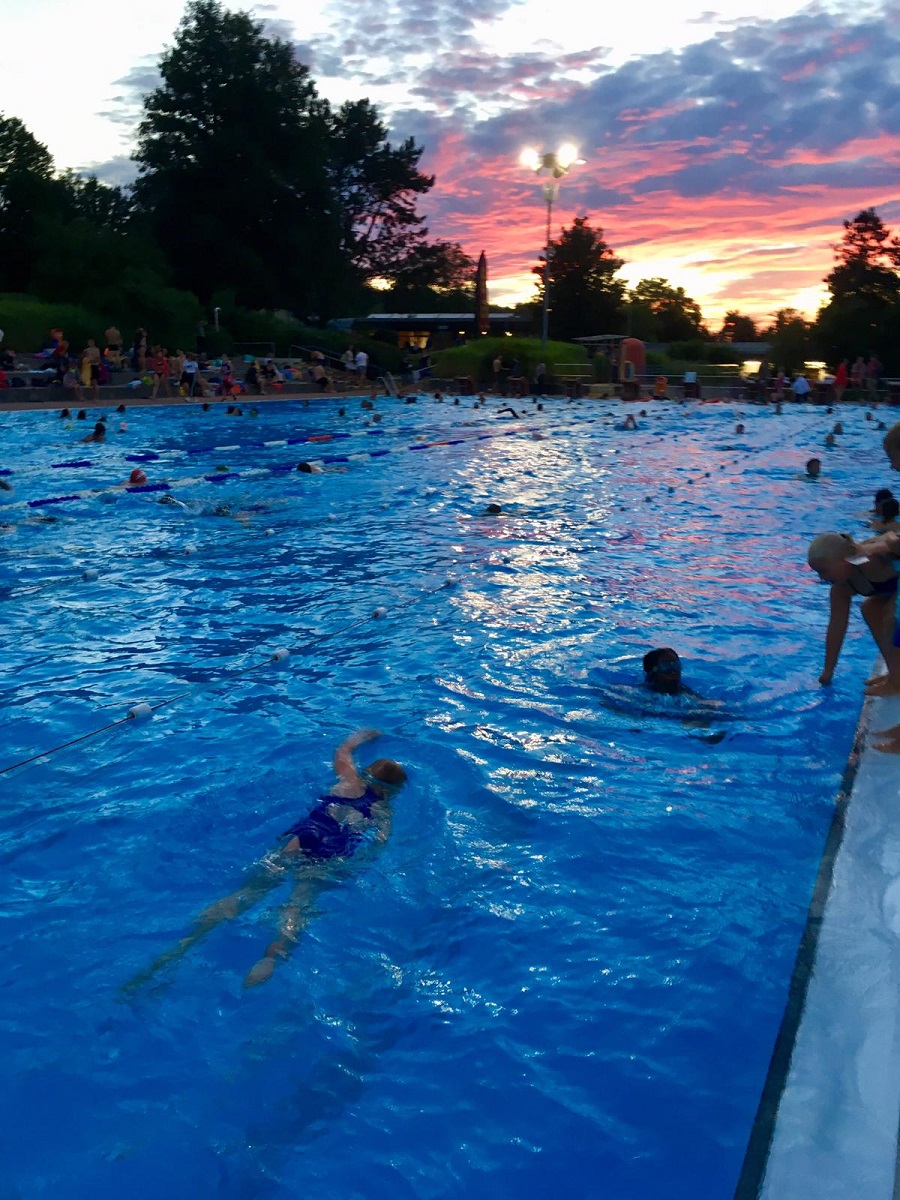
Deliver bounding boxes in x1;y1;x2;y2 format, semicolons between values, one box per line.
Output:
116;404;126;413
735;424;745;434
364;758;407;794
807;532;856;582
60;408;70;419
92;421;105;438
833;422;844;434
296;461;314;473
485;503;503;515
129;468;147;485
806;458;822;477
874;488;894;510
880;497;900;522
77;410;87;420
642;647;682;694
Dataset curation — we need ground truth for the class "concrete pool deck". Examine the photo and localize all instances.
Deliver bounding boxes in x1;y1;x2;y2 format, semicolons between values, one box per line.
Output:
737;680;900;1199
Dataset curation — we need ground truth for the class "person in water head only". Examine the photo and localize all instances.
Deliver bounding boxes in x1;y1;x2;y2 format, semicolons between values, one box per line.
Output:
125;730;406;990
643;647;684;694
807;531;900;689
806;457;822;478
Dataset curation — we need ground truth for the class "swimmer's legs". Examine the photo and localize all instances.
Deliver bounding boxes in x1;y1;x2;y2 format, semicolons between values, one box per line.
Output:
243;866;334;988
861;597;900;694
122;865;289;993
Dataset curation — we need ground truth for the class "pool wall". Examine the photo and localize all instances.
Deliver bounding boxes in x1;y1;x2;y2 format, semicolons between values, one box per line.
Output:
738;682;900;1199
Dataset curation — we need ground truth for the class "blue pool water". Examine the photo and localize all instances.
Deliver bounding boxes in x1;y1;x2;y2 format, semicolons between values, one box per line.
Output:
0;397;888;1198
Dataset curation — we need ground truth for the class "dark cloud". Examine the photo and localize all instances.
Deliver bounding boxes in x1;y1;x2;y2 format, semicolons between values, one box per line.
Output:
410;3;900;213
313;0;525;77
98;62;162;131
77;156;139;187
258;16;296;41
354;1;900;317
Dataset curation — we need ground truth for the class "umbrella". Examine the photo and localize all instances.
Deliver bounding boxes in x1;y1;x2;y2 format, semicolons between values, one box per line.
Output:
475;251;489;336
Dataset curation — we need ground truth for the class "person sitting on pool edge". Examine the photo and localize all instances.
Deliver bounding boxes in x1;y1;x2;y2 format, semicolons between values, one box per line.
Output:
807;531;900;689
124;729;405;990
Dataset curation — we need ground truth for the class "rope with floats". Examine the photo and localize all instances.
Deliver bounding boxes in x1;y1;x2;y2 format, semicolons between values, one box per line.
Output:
0;573;459;778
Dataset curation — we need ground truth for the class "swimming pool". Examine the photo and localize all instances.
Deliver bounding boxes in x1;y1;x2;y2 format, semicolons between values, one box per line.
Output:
0;396;887;1198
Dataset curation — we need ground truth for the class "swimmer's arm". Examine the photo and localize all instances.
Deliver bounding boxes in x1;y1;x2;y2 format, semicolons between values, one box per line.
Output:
861;531;900;558
369;801;393;846
332;728;380;792
821;584;852;685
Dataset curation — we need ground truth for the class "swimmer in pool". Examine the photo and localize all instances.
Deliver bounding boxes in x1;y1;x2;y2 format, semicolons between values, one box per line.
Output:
870;490;898;531
874;496;900;533
81;421;106;444
807;531;900;688
124;729;405;990
600;648;724;740
805;457;822;479
643;647;688;695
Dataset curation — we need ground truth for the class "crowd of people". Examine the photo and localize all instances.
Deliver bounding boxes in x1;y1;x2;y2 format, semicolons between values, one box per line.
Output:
0;324;392;400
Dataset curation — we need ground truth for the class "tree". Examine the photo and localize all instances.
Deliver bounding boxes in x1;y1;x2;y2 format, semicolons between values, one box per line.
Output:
762;308;810;374
324;98;435;285
0;114;57;292
133;4;440;317
826;208;900;305
533;216;625;341
133;0;334;310
718;311;758;342
627;277;706;342
816;209;900;371
57;171;133;232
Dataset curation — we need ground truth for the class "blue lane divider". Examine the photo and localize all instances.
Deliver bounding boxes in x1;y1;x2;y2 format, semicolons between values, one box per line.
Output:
52;460;92;469
28;494;82;507
9;422;557;511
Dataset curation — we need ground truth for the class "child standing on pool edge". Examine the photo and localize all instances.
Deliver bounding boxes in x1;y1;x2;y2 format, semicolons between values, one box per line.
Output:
807;531;900;688
124;729;405;991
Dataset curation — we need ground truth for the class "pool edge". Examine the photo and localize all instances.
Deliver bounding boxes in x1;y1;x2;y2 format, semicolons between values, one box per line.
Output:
732;686;873;1200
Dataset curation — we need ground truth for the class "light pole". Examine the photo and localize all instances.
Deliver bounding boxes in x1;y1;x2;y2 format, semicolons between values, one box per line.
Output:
520;144;582;351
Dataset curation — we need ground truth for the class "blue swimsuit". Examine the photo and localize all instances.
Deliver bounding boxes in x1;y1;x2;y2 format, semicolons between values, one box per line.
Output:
281;787;380;859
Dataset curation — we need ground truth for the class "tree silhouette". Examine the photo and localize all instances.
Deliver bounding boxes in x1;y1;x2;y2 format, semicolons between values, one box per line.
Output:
533;217;625;340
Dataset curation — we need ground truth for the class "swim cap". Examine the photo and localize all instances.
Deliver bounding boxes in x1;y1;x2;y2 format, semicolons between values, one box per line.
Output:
129;468;147;485
807;532;852;567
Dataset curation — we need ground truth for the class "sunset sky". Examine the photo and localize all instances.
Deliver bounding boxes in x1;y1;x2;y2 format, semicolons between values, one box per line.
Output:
1;0;899;326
